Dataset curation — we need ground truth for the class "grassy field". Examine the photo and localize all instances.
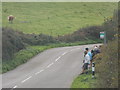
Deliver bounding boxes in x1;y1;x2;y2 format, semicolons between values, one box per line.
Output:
2;2;117;36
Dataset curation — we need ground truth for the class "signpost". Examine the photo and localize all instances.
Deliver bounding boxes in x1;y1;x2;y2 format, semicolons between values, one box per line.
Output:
100;32;104;39
100;31;107;45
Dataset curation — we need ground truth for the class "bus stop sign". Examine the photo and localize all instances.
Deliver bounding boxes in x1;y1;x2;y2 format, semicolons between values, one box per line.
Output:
100;32;105;39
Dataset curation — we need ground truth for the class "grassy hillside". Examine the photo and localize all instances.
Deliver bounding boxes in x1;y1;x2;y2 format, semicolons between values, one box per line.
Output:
2;2;117;36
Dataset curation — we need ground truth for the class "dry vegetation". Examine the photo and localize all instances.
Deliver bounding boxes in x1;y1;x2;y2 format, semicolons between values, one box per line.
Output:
94;40;118;88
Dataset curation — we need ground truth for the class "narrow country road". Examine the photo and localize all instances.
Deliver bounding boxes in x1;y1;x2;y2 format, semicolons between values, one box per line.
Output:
2;44;101;89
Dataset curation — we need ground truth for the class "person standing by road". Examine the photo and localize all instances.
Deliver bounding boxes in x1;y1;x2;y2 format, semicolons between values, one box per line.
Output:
84;48;89;57
83;47;89;63
81;51;90;74
93;45;100;54
84;48;95;66
88;50;94;67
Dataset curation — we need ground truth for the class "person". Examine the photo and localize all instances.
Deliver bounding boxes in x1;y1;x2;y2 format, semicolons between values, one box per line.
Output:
98;45;102;53
93;45;99;55
83;48;89;63
8;15;15;23
88;50;93;69
84;48;89;57
88;50;93;61
81;52;90;74
91;49;95;57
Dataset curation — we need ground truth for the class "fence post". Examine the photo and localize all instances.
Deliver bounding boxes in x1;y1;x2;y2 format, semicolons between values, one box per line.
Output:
92;62;95;78
104;31;107;45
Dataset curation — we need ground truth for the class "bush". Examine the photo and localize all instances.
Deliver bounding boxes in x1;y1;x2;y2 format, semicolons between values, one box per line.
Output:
2;28;57;61
2;28;25;61
95;40;118;88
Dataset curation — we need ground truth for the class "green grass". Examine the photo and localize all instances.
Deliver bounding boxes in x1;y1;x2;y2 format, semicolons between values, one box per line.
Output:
2;40;102;73
2;2;117;36
71;70;97;88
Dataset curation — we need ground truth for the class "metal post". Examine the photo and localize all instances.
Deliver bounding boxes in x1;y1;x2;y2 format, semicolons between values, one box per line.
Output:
104;31;107;45
92;62;95;78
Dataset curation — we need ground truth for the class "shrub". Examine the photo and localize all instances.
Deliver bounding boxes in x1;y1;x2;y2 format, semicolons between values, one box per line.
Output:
95;40;118;88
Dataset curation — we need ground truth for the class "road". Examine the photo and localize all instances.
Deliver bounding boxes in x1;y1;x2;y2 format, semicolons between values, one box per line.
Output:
2;44;101;89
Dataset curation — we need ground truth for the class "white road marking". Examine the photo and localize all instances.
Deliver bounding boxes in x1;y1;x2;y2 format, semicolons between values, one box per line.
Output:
13;85;17;88
47;63;54;68
35;69;44;75
21;76;32;83
55;56;61;62
70;49;74;52
70;48;80;52
62;52;67;56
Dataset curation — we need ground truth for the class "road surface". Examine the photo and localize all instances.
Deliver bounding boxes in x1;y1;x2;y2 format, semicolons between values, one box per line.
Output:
2;44;101;89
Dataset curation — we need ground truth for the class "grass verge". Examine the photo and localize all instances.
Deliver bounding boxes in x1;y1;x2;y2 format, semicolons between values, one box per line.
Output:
71;70;97;88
